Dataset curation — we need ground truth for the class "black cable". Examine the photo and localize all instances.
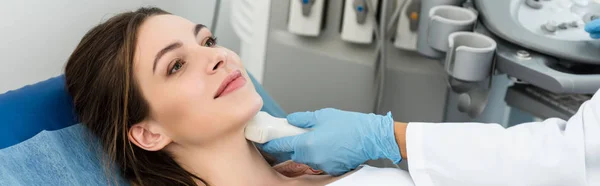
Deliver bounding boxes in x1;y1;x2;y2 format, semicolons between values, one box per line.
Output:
375;0;389;114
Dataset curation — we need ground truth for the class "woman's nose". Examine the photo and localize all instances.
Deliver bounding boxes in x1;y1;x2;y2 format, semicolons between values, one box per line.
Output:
207;48;228;74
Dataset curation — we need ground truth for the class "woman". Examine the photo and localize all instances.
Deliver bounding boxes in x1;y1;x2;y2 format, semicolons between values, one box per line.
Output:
64;7;413;186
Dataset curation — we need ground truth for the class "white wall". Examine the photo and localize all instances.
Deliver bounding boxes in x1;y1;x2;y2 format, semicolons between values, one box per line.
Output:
0;0;238;94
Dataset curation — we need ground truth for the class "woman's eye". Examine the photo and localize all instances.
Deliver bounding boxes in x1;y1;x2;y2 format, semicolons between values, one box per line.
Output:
204;37;218;47
168;59;185;75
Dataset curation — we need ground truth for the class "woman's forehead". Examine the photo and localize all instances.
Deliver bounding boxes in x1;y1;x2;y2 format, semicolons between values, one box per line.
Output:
133;14;204;73
138;14;196;43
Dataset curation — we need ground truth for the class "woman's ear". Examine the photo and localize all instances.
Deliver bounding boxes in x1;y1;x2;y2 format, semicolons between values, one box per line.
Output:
128;120;172;151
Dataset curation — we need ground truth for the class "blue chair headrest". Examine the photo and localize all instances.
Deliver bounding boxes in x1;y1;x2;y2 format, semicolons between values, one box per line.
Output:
0;75;78;149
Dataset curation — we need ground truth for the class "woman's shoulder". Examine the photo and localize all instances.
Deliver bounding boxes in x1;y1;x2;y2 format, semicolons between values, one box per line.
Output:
326;165;415;186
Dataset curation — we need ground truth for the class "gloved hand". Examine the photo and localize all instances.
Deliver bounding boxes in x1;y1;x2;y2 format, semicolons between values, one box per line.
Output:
585;19;600;39
261;108;402;176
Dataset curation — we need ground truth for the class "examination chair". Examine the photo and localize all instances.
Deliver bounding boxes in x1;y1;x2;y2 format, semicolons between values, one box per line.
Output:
0;73;286;185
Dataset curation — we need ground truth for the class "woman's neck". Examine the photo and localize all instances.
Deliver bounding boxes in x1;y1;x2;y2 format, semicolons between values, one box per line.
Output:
169;130;292;186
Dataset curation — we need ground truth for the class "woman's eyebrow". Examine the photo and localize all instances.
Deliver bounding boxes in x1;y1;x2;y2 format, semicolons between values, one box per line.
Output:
194;24;206;37
151;24;206;74
153;41;183;74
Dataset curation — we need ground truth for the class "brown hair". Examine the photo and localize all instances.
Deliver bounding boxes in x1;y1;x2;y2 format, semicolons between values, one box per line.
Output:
65;7;275;186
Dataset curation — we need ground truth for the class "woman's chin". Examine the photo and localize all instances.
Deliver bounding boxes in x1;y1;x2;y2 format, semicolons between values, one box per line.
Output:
245;93;264;121
251;91;264;112
231;92;263;129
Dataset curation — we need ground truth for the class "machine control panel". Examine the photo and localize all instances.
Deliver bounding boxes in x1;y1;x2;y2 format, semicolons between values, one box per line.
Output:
542;21;558;32
353;0;369;24
300;0;316;16
583;12;600;23
519;0;600;41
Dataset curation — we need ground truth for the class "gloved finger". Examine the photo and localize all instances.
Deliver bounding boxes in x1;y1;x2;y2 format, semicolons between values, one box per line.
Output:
270;152;292;163
329;170;345;177
323;162;349;176
261;135;299;154
584;19;600;33
256;143;292;162
591;33;600;39
286;111;316;128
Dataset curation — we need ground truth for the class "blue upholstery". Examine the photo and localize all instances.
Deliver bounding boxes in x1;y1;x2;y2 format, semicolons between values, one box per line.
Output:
0;75;78;149
0;72;286;185
0;124;129;185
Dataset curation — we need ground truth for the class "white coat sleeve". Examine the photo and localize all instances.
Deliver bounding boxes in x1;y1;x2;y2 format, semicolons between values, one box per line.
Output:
406;89;600;186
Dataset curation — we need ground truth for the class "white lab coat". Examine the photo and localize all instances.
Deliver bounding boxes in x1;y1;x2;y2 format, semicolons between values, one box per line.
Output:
406;89;600;186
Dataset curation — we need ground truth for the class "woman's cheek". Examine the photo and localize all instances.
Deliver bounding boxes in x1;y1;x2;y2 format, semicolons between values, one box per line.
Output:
225;49;244;67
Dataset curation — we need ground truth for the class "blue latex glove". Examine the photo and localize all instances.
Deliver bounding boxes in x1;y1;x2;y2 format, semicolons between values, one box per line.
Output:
585;19;600;39
261;108;402;176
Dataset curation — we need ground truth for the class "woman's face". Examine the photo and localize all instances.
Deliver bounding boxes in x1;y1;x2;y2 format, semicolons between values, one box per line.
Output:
133;14;263;145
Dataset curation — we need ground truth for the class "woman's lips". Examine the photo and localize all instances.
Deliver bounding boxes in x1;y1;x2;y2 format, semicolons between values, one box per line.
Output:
214;70;246;99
